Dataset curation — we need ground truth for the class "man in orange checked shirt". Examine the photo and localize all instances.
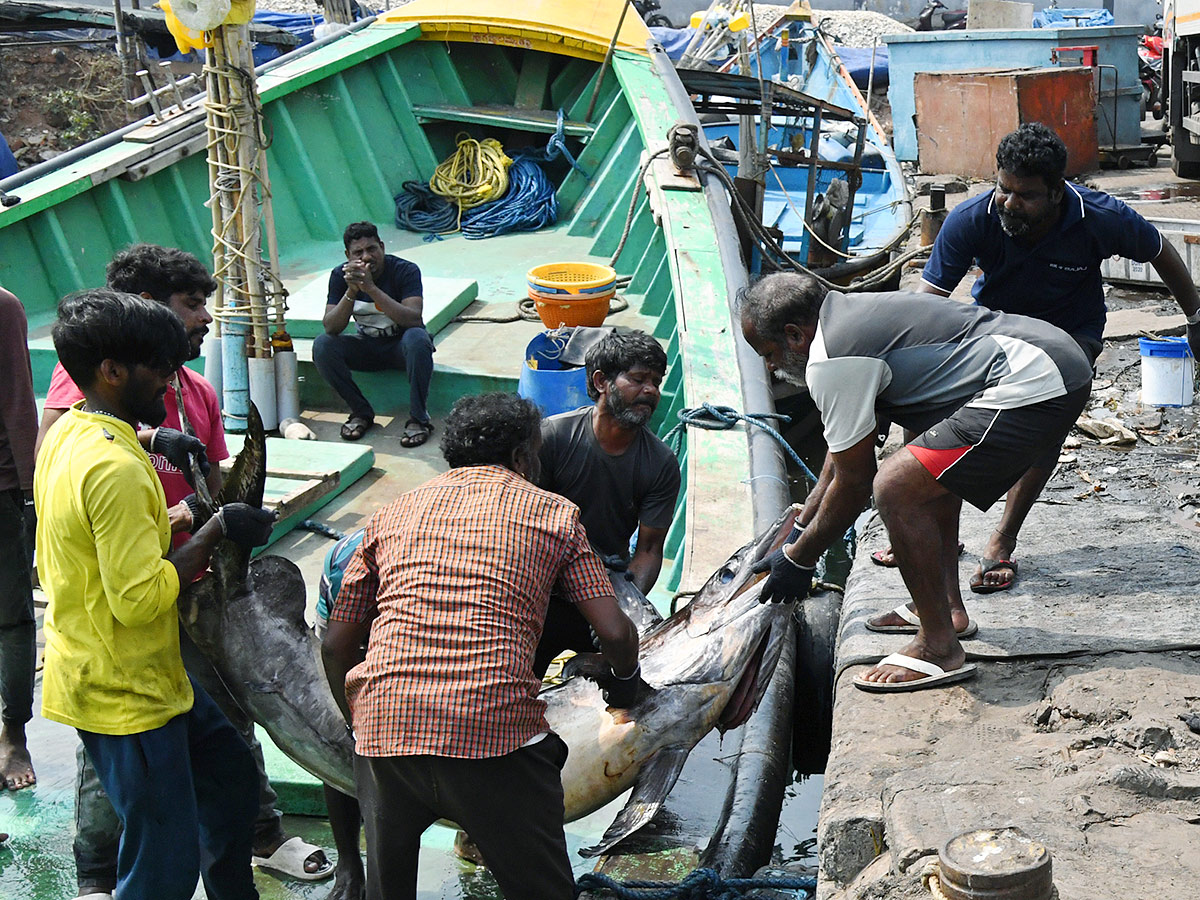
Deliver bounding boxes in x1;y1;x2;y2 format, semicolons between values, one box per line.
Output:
323;392;641;900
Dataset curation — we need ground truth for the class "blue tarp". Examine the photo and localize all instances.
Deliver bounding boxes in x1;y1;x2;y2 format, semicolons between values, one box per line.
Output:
836;46;889;90
651;25;700;61
0;132;18;180
1032;8;1115;27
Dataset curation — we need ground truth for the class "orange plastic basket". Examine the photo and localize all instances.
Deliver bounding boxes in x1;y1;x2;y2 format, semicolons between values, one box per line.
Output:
529;287;614;328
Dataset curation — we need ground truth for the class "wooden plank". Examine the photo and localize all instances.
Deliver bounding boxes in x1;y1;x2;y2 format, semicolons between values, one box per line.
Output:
514;52;551;110
410;103;594;136
265;473;340;520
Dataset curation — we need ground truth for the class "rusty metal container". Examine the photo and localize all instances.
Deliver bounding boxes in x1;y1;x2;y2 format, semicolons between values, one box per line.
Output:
934;827;1054;900
914;67;1098;179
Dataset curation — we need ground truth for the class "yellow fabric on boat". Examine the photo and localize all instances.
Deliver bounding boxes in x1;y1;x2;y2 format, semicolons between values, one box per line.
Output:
378;0;651;61
157;0;213;54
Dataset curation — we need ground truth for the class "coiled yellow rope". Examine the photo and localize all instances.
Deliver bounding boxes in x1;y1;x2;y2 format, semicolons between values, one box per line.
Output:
429;134;513;230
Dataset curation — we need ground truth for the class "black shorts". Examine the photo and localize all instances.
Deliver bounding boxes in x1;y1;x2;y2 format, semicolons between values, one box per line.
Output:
907;384;1092;510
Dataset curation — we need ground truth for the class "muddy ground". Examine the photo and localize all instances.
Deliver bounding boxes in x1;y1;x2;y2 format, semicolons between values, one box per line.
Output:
0;45;128;166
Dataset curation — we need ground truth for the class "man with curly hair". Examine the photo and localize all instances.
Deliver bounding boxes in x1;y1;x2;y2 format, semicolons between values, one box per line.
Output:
869;122;1200;597
322;392;640;900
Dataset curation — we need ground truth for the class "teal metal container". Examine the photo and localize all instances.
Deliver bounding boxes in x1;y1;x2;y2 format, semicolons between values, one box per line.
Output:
883;26;1144;163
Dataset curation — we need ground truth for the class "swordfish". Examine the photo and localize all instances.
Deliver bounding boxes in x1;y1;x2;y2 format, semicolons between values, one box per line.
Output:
179;410;799;853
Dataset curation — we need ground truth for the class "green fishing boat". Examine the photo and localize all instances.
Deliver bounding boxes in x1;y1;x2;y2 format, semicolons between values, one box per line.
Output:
0;1;801;895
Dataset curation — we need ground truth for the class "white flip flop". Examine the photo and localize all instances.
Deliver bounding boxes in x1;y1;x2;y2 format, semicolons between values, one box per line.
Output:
853;652;978;693
252;835;335;881
864;605;978;639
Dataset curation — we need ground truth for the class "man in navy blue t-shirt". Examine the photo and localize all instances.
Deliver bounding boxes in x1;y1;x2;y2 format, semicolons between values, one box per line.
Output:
314;221;436;446
871;123;1200;600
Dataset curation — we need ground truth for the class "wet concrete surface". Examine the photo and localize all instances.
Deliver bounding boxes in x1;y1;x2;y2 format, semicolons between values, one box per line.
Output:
818;167;1200;898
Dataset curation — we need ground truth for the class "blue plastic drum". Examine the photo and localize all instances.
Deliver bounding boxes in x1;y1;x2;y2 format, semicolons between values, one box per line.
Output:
517;330;590;416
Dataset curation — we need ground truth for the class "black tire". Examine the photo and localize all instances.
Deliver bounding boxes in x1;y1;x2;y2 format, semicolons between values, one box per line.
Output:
646;14;672;27
1172;154;1200;178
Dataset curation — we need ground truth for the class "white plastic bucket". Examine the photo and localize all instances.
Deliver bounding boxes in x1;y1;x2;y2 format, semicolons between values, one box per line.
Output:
1139;336;1194;407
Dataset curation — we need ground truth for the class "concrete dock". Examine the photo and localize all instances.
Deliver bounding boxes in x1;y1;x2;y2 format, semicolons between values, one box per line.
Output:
816;168;1200;899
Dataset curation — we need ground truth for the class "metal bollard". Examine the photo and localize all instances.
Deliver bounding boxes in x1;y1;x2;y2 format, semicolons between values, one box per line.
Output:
921;183;947;247
925;827;1055;900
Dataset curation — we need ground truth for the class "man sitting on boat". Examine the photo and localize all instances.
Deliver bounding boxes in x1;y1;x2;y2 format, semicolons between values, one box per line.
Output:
870;122;1200;595
534;330;680;678
35;244;336;896
315;221;436;446
740;272;1092;692
321;392;640;900
36;289;277;900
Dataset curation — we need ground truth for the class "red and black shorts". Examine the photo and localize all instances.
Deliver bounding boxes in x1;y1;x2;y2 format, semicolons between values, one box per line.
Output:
906;384;1092;511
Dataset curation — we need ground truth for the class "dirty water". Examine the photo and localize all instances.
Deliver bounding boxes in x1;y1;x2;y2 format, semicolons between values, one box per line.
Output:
1107;182;1200;203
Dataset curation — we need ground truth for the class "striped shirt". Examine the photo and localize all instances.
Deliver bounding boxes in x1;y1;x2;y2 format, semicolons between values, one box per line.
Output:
333;464;613;758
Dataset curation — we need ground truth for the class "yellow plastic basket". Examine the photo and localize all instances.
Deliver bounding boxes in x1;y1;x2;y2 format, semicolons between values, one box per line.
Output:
527;262;616;294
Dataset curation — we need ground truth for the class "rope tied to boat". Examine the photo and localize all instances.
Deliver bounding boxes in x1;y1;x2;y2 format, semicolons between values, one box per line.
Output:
663;403;817;486
543;108;590;179
575;867;815;899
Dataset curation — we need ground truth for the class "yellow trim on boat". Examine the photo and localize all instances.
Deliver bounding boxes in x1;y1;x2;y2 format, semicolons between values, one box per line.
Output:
379;0;651;61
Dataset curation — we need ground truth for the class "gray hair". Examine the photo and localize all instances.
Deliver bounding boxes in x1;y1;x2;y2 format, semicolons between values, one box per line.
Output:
737;273;828;343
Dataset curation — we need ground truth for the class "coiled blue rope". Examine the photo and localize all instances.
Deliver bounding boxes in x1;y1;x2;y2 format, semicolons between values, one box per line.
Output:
575;867;816;899
663;403;818;486
394;179;457;235
460;154;558;239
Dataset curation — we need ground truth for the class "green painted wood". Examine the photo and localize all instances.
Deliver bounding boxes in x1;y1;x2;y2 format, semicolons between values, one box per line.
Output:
397;39;473;107
283;272;479;338
449;42;519;104
514;51;552;109
254;23;422;104
556;96;631;213
549;57;596;111
224;433;374;550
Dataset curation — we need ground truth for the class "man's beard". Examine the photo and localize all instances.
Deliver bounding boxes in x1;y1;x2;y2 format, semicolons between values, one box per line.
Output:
130;391;168;427
188;329;208;360
606;390;656;428
998;210;1031;238
774;346;809;387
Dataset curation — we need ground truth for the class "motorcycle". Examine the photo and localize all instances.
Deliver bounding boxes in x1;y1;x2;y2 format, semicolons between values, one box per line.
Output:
633;0;673;28
914;0;967;31
1140;27;1164;119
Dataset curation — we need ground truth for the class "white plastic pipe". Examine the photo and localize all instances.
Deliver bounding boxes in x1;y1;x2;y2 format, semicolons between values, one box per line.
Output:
248;356;279;431
274;349;300;423
203;334;223;401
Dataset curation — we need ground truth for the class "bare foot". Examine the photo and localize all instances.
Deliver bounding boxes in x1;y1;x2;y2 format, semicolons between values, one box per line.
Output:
327;861;366;900
858;635;965;686
0;723;35;791
867;604;973;634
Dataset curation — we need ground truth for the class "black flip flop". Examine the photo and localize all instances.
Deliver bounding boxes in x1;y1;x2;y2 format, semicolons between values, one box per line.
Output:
340;415;373;441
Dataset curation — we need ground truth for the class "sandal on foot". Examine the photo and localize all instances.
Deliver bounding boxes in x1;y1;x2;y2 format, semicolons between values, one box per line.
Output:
870;541;964;568
853;653;978;693
970;557;1017;594
340;415;373;442
252;836;335;881
400;417;433;448
865;604;978;638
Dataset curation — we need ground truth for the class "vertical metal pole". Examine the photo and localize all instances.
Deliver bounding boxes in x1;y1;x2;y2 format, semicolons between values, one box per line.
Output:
585;0;632;123
112;0;138;114
802;104;823;264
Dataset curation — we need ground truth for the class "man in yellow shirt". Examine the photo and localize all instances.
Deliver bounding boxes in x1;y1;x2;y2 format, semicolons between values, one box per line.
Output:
36;289;276;900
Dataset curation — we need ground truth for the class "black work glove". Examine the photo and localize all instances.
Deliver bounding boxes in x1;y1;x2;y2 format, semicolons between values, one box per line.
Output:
563;653;651;709
181;493;202;530
751;548;815;604
151;427;210;488
216;502;277;548
1187;322;1200;361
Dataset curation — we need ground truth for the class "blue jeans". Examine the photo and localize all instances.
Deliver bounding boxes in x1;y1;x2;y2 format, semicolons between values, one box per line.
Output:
78;677;259;900
312;328;435;423
75;629;285;893
0;488;34;730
